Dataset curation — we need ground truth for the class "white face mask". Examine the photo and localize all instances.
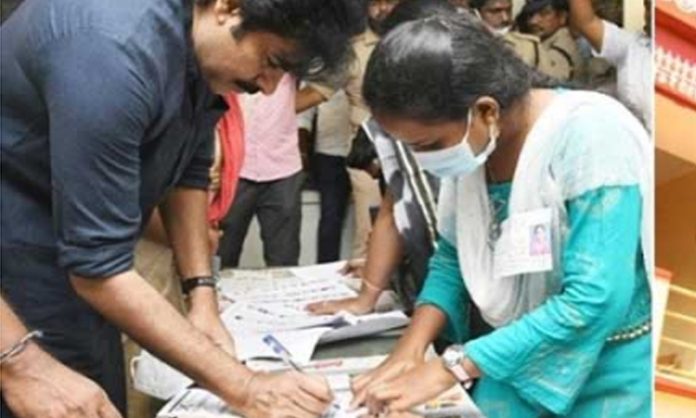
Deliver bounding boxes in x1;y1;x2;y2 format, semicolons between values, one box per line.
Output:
412;110;499;178
473;9;511;37
493;25;512;36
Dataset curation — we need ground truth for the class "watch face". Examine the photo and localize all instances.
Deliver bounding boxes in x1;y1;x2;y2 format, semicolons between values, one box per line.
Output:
443;346;464;367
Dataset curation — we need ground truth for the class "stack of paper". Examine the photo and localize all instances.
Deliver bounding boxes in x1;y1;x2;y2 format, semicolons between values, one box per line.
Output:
132;262;409;401
219;262;409;362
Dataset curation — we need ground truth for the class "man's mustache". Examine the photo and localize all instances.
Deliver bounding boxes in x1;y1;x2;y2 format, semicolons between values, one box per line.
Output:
236;79;261;94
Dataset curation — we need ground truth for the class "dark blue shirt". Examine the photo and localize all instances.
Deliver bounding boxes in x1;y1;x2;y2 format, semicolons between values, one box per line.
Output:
1;0;225;315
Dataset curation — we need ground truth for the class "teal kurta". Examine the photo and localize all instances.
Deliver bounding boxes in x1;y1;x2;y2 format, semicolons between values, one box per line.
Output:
417;183;651;417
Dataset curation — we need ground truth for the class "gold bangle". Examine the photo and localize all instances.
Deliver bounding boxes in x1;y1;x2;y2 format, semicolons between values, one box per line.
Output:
362;279;383;292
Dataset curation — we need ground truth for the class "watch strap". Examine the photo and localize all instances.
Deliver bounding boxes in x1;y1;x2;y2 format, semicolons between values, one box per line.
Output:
181;276;217;295
450;363;474;389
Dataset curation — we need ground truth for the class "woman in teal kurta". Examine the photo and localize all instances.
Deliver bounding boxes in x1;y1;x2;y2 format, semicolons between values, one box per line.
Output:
419;184;651;417
352;13;652;417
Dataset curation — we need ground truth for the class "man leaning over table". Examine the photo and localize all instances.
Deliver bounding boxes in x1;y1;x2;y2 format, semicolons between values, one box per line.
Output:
0;0;363;417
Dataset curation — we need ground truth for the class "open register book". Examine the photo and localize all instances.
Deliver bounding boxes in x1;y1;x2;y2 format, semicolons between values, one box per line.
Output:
156;355;484;418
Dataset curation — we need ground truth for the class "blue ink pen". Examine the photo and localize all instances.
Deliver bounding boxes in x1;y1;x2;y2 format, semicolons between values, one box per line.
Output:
262;334;341;417
261;334;303;371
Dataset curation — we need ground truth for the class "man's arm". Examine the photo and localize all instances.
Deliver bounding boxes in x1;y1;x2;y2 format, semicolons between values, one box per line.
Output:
39;31;331;416
569;0;605;52
1;296;122;418
69;272;253;408
160;188;213;279
159;187;235;354
296;85;331;113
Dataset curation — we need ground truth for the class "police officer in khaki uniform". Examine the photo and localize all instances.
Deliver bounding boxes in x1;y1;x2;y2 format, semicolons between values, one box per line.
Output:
470;1;541;72
502;31;546;72
469;0;575;82
518;0;584;80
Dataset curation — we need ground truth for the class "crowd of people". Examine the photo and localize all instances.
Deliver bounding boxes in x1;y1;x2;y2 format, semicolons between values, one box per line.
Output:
1;1;653;418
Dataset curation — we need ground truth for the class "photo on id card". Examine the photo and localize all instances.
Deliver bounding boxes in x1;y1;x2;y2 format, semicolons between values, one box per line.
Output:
493;207;554;278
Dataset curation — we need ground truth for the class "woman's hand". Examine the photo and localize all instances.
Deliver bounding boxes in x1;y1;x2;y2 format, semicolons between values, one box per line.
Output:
305;275;382;315
305;294;377;315
350;344;426;408
362;358;456;414
340;258;366;278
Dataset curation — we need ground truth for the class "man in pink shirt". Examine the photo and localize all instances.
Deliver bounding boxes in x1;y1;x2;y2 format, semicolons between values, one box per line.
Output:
218;74;304;267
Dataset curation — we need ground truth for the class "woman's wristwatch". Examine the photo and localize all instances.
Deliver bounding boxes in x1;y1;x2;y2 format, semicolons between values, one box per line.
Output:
442;344;475;389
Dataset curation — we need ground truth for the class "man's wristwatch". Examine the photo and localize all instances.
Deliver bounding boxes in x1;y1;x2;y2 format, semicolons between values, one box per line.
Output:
181;275;217;295
442;344;474;389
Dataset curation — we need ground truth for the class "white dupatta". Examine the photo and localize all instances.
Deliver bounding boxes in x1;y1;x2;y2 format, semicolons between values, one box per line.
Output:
437;91;653;328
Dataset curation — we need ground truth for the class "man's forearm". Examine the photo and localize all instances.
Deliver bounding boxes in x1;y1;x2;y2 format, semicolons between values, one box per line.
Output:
0;296;41;380
160;187;211;279
160;187;218;311
569;0;596;28
569;0;604;51
0;296;30;354
70;272;252;407
295;86;328;113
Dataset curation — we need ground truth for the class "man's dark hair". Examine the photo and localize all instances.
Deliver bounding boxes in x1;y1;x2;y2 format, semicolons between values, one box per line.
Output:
363;13;560;121
240;0;366;78
381;0;456;34
469;0;498;10
197;0;366;79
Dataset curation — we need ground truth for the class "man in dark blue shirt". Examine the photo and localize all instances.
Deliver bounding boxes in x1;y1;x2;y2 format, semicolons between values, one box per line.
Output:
0;1;362;417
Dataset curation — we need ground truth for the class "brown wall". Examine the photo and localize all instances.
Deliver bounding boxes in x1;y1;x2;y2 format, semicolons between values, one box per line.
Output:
656;171;696;288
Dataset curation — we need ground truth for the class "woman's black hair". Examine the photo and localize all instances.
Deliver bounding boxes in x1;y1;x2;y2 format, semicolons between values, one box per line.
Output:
197;0;366;79
381;0;457;34
363;13;560;121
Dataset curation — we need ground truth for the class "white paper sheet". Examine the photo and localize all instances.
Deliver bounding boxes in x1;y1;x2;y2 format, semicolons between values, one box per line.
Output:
234;327;332;364
319;311;409;343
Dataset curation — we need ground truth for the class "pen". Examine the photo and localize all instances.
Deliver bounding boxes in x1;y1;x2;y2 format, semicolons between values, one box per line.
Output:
262;334;341;417
261;334;303;371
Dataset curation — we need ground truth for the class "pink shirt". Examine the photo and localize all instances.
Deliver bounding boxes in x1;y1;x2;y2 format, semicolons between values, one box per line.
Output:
239;74;302;182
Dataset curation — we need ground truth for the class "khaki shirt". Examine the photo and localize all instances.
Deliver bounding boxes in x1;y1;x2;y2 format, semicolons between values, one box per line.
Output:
504;31;544;70
309;30;380;135
540;27;584;81
505;28;583;82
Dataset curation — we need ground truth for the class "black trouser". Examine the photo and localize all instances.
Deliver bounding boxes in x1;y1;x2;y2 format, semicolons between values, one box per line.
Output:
1;247;126;417
218;171;304;268
312;153;350;263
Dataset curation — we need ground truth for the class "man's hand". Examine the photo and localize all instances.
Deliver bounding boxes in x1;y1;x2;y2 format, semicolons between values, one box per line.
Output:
2;345;122;418
239;371;333;418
